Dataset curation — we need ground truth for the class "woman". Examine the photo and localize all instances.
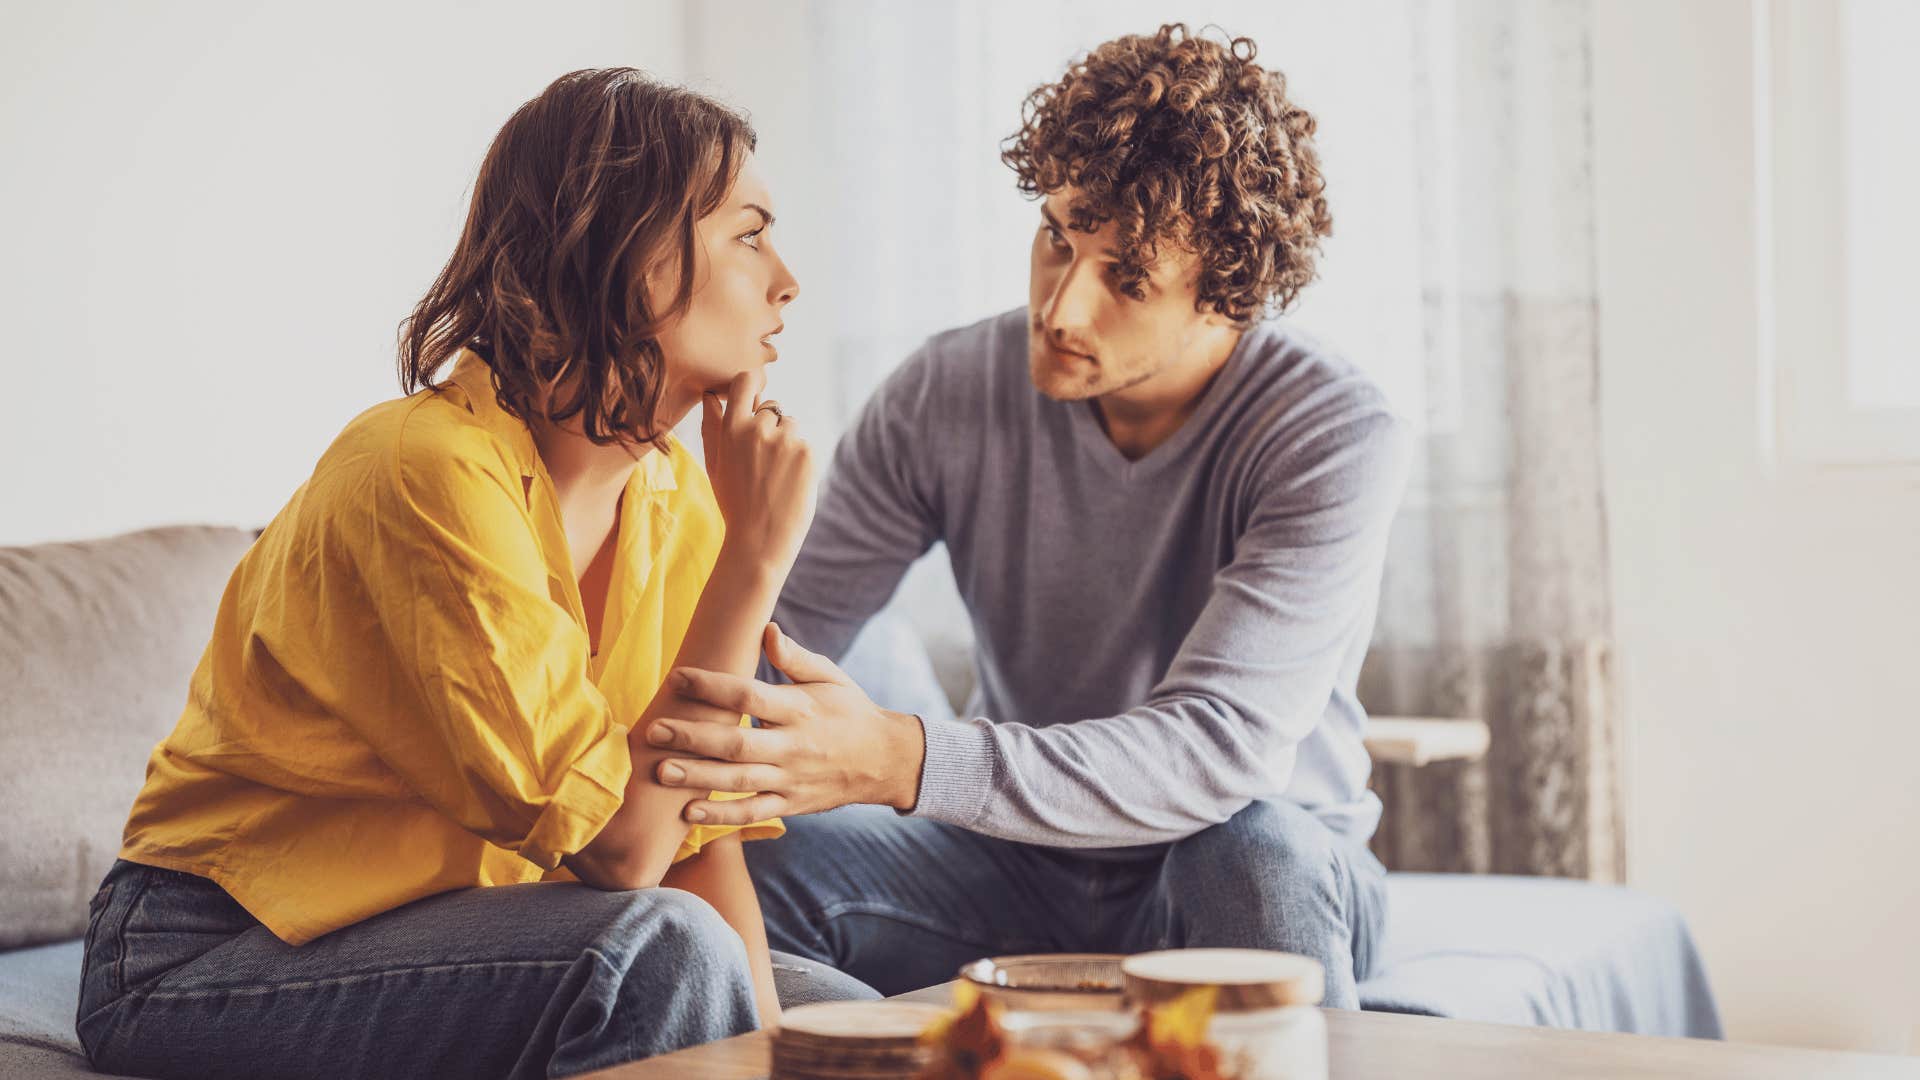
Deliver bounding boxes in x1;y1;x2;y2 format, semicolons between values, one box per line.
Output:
76;68;869;1079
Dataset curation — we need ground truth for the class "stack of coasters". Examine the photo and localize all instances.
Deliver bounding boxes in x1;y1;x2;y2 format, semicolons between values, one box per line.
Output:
771;1001;947;1079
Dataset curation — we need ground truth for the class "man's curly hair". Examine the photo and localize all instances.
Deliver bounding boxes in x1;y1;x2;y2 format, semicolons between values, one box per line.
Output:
1002;23;1332;322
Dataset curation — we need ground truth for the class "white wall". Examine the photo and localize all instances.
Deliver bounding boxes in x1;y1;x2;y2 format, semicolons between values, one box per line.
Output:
4;0;1426;540
1595;0;1920;1055
0;1;685;544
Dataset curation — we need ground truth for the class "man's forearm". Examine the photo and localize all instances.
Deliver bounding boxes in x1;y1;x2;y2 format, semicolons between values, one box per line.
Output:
908;700;1291;848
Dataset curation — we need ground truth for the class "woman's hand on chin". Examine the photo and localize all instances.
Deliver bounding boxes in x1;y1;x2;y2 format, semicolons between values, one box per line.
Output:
701;366;815;574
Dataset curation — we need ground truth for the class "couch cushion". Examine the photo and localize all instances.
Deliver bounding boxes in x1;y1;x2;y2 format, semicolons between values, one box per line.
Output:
836;608;959;725
0;940;112;1077
1359;873;1724;1038
0;526;256;949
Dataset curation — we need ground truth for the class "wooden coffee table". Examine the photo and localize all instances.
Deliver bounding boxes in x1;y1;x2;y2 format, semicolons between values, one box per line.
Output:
589;983;1920;1079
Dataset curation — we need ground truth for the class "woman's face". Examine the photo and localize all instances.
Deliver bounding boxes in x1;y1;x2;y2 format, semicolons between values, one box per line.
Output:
650;156;799;414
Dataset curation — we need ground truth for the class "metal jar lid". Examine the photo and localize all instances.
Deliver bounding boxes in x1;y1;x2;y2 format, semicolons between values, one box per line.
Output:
1121;948;1325;1011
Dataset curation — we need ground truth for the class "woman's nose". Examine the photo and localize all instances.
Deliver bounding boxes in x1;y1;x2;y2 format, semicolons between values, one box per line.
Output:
770;254;800;306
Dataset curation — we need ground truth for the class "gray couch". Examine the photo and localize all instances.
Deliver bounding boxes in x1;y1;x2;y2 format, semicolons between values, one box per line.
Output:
1;526;1722;1078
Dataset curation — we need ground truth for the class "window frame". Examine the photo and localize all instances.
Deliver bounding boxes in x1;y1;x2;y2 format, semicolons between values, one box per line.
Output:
1765;0;1920;465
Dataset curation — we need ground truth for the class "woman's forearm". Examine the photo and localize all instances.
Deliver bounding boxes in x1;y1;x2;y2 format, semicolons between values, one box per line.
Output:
567;541;784;889
660;834;782;1024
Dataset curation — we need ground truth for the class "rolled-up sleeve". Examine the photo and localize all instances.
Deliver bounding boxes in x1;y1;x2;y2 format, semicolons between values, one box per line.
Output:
517;723;632;870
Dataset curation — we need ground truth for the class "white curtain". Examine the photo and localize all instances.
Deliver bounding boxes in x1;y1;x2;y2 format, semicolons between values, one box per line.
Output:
1360;0;1622;880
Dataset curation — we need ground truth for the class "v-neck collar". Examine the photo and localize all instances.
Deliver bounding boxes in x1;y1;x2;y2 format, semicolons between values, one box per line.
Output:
442;350;680;675
1062;324;1260;481
589;464;680;679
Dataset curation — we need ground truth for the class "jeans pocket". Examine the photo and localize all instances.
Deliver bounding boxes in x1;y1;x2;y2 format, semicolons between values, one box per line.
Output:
82;882;117;959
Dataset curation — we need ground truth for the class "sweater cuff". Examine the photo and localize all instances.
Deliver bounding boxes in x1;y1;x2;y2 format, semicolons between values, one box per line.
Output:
905;715;995;827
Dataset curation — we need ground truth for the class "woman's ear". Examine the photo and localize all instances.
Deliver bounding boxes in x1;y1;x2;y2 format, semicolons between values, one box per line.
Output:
628;240;672;319
632;228;709;328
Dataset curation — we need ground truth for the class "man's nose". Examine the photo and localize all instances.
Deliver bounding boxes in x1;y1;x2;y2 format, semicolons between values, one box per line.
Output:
1043;261;1102;342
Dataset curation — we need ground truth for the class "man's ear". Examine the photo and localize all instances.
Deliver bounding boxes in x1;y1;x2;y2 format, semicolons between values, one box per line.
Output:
1200;307;1239;329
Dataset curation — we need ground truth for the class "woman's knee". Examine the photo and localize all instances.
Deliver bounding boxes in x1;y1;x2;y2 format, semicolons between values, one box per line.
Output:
618;887;753;985
551;887;759;1071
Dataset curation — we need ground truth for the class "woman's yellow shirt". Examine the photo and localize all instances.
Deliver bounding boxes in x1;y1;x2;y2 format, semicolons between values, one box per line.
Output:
119;353;781;945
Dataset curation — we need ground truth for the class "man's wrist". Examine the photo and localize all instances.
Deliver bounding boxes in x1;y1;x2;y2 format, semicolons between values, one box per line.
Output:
877;708;926;811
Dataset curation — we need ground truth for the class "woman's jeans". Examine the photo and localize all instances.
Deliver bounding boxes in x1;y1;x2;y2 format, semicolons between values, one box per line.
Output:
76;859;876;1079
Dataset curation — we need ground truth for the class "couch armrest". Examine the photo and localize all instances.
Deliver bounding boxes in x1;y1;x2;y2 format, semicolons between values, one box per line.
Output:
1364;717;1491;767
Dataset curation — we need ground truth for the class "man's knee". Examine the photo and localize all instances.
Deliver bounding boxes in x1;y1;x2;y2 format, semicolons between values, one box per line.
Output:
1166;799;1342;899
1159;799;1355;950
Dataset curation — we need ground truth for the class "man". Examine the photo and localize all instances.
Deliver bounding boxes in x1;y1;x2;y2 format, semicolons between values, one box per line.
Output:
644;23;1411;1009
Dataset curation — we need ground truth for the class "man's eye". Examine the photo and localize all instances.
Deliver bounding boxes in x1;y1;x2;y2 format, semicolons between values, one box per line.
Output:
1045;226;1069;249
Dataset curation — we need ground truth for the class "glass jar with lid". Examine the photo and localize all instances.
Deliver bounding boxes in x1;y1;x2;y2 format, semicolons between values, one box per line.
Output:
941;955;1138;1079
989;1010;1146;1080
1120;948;1327;1080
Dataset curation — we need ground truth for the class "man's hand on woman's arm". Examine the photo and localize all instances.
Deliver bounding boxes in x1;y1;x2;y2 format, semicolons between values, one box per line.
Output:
647;622;926;826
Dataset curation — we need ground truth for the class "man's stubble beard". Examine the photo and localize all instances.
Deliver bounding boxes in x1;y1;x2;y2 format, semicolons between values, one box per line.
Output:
1028;342;1159;403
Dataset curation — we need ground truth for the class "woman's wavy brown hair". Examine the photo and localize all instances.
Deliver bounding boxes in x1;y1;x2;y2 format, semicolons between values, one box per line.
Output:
399;68;755;451
1002;23;1332;322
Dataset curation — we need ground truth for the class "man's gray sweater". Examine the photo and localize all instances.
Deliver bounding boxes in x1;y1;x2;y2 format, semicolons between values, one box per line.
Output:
773;307;1412;849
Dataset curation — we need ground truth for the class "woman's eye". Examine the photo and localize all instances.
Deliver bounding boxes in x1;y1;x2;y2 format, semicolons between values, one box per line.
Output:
740;229;763;250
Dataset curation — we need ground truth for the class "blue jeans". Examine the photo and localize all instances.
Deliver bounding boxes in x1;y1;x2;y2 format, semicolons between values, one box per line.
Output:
745;798;1388;1008
76;860;877;1079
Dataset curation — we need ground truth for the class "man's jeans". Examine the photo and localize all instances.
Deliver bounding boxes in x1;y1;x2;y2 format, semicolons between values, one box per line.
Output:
745;798;1388;1009
76;860;876;1079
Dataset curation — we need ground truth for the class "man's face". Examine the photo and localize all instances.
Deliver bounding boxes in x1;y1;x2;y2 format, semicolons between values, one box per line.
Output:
1026;187;1219;402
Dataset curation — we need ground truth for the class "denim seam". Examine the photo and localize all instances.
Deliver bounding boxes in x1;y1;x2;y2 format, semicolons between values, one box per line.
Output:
813;900;1052;954
1335;839;1370;981
82;882;116;959
77;955;592;1030
129;958;582;1003
108;871;156;1000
